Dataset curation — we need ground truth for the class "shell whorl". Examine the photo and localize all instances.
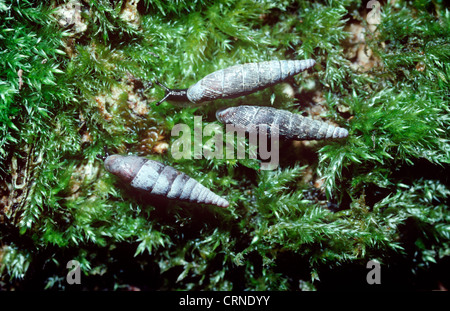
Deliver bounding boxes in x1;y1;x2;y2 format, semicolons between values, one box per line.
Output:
216;105;349;141
104;155;229;208
186;59;316;103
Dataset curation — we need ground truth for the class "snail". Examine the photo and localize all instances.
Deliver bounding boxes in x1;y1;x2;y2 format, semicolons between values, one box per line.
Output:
216;105;349;141
98;154;229;208
155;59;316;105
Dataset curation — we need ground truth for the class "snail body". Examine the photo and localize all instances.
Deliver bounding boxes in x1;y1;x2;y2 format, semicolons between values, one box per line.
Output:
156;59;315;105
216;105;349;141
102;154;229;208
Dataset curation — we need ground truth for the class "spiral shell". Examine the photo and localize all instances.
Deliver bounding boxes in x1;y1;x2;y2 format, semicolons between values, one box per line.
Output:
156;59;316;105
187;59;315;103
103;154;229;208
216;105;349;140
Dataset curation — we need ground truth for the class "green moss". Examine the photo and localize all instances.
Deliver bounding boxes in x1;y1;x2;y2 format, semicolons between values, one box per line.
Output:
1;0;449;290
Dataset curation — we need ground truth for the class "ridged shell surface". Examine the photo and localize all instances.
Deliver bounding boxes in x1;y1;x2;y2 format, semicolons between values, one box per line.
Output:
104;155;229;208
216;105;349;140
186;59;315;103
